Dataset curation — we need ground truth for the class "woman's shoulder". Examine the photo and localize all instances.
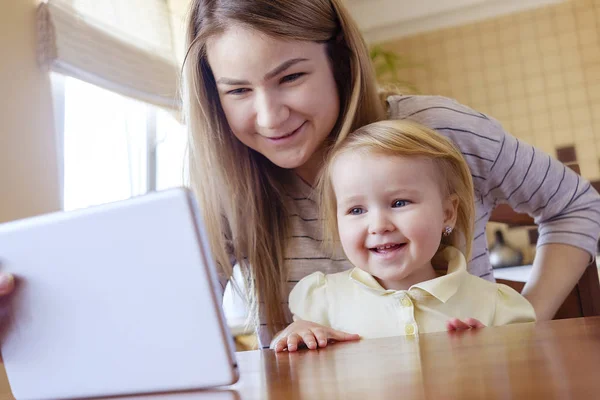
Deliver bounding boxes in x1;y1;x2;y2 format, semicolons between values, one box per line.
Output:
386;94;490;121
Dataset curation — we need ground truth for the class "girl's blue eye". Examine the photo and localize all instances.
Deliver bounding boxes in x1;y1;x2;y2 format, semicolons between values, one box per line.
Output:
281;73;304;83
349;207;364;215
392;200;409;208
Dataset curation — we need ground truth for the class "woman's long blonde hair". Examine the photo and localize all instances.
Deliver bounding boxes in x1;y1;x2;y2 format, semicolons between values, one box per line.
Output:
183;0;386;334
318;120;476;261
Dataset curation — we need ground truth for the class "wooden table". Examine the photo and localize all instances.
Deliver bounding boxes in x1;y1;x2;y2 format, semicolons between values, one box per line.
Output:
2;317;599;399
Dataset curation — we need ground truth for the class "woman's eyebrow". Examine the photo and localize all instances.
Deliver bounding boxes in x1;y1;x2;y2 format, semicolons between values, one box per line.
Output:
263;58;309;80
216;58;309;85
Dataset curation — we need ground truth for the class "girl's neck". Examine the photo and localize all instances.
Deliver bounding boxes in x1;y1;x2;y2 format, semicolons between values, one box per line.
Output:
375;262;438;291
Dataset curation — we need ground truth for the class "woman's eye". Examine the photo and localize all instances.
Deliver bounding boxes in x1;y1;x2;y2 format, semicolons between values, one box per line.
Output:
280;73;305;84
392;200;410;208
226;88;251;95
349;207;364;215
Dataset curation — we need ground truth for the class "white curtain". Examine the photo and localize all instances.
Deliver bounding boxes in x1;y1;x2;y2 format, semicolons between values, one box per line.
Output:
37;0;181;110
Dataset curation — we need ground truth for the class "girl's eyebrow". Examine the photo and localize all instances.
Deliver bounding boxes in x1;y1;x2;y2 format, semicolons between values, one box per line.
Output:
216;58;309;85
384;187;420;196
337;195;363;207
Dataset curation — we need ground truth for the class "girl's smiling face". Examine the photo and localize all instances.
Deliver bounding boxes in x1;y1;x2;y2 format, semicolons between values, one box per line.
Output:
332;151;458;290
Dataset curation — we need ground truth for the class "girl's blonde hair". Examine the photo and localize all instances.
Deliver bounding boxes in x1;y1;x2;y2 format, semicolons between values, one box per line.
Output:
318;120;475;261
183;0;386;334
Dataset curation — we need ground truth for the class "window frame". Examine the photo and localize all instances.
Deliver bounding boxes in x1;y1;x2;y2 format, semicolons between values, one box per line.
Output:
51;74;163;211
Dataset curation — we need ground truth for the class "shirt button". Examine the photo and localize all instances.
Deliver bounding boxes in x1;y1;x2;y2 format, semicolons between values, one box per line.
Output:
405;324;416;335
401;297;412;307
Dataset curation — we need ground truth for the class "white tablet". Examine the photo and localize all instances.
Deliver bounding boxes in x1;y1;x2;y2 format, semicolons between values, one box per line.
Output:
0;188;239;400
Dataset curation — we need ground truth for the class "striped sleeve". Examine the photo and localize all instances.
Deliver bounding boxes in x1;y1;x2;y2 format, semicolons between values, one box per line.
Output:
486;124;600;258
388;94;600;261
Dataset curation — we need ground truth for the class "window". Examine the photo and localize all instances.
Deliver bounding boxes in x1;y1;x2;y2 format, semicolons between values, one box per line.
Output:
55;75;188;211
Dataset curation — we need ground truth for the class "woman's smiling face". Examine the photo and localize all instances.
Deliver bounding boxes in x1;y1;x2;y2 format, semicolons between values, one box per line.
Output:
207;25;340;174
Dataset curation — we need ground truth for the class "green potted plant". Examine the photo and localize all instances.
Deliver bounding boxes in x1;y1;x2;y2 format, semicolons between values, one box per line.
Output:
369;45;421;94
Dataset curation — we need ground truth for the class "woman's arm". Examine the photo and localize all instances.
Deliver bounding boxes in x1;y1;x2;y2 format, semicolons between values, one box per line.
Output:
482;129;600;319
481;124;600;320
522;243;590;320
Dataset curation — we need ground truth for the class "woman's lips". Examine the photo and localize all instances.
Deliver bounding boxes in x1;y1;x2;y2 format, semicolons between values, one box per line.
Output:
264;121;306;142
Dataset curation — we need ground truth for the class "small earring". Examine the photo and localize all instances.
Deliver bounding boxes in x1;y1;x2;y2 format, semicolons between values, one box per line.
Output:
443;226;453;237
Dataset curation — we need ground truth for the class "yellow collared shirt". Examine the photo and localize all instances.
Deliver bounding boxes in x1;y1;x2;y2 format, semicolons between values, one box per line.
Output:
289;247;536;339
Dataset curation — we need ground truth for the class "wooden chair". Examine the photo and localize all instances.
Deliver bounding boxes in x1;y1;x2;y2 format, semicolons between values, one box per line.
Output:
490;203;600;319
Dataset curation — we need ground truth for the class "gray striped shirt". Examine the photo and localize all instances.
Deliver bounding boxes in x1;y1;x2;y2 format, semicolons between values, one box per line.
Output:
246;94;600;347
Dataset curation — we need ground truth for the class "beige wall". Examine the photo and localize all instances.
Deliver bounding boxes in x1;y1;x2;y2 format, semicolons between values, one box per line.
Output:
382;0;599;178
379;0;599;258
0;0;60;223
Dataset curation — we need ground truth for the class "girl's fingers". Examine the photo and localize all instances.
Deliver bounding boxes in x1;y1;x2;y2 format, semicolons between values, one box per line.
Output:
274;337;287;352
271;323;360;353
301;331;318;350
447;318;486;331
287;333;302;352
446;318;459;330
448;318;470;330
312;328;329;348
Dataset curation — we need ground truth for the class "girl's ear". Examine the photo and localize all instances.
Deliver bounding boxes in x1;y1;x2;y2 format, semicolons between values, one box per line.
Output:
443;193;459;229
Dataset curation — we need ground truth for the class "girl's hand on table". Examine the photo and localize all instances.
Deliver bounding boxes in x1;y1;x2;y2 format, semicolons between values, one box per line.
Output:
271;319;359;352
446;317;485;331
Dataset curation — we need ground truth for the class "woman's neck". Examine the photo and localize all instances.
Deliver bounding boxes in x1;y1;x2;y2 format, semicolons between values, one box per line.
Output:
293;147;326;186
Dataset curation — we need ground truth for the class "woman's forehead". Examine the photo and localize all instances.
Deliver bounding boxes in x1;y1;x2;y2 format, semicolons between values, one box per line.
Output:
206;25;326;78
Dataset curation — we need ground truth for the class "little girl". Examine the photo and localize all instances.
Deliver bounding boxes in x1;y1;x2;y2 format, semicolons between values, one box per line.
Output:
273;120;536;352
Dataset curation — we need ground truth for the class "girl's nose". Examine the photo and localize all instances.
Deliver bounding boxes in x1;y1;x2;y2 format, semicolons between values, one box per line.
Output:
369;210;396;235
